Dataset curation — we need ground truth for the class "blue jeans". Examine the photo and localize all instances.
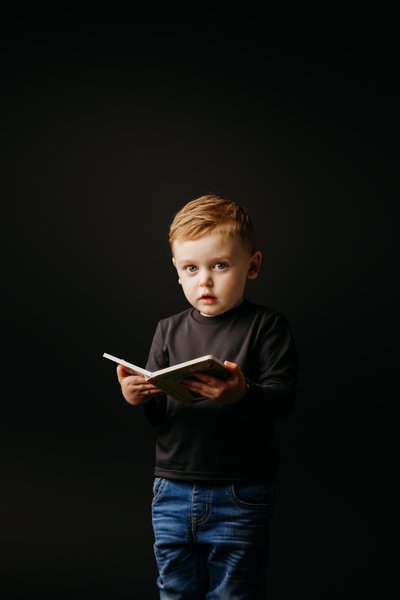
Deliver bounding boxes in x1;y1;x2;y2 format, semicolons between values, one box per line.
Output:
151;478;274;600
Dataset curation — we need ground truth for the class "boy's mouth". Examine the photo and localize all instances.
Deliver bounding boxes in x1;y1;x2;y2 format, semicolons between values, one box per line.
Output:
198;294;217;302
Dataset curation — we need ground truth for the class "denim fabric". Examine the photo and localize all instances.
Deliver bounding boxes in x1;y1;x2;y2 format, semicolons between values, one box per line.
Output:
151;478;274;600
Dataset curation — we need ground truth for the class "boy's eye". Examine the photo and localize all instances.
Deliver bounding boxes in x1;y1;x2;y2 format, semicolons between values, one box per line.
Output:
186;265;198;272
214;262;228;270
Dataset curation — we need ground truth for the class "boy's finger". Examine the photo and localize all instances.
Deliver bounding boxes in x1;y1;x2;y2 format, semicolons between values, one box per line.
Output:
117;365;136;377
223;360;238;370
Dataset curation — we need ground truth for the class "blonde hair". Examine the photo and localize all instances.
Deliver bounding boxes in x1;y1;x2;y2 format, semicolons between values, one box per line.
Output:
169;194;256;253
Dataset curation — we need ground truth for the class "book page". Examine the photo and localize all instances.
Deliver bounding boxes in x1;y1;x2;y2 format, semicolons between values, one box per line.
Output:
150;356;228;380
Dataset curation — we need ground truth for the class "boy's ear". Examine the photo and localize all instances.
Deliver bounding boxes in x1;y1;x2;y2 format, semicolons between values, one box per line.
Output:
172;257;181;284
247;251;262;280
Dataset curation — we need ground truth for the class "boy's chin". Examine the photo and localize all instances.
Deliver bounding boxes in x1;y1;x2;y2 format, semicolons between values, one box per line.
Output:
197;304;221;317
198;302;241;317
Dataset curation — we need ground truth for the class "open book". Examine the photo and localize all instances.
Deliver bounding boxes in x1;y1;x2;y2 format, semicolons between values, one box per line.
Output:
103;352;229;406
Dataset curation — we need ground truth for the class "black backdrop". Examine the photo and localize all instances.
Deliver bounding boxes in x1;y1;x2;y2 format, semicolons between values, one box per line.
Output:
2;10;399;600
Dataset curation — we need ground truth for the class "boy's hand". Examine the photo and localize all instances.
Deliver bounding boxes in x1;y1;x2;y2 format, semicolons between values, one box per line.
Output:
183;360;247;405
117;365;161;405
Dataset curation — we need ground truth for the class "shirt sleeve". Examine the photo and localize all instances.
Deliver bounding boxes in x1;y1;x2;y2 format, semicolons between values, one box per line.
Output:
244;313;299;419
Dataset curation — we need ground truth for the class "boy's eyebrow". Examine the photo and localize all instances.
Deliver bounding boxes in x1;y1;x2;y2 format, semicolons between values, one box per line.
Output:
176;255;232;265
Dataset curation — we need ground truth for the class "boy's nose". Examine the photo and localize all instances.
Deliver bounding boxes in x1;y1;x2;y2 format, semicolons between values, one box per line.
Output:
199;270;213;287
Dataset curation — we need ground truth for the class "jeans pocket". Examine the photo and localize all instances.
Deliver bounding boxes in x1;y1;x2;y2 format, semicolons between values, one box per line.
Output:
152;477;168;503
231;481;274;508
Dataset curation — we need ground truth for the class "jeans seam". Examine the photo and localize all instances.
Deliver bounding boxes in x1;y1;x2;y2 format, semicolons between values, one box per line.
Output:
152;477;168;504
191;486;212;539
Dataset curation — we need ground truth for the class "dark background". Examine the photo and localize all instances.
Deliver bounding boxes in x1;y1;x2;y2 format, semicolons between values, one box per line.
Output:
2;9;399;600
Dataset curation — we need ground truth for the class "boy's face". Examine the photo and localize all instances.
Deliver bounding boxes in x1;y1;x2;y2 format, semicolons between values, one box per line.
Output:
172;232;262;317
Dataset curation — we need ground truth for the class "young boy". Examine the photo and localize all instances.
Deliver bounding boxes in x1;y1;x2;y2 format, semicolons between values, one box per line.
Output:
116;194;298;599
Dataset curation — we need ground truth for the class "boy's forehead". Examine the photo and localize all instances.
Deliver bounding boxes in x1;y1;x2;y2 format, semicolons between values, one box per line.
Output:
172;232;246;258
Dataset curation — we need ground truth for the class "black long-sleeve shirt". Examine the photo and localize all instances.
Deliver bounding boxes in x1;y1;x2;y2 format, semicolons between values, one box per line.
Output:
144;299;299;483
